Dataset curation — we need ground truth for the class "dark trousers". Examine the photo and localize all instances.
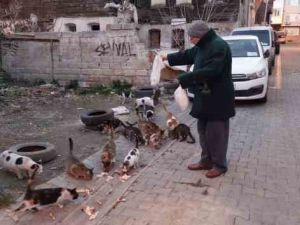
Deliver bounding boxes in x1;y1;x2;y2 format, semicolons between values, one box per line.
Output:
197;119;229;172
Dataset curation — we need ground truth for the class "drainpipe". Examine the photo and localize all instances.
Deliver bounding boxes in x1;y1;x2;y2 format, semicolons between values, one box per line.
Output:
264;0;269;25
50;40;54;81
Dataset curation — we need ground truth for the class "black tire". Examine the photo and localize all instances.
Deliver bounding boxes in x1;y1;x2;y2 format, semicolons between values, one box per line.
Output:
80;110;114;126
160;81;179;89
133;87;155;98
9;142;57;164
160;81;179;95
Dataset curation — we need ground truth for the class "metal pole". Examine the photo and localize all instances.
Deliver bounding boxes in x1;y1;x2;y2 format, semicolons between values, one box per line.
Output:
264;0;269;25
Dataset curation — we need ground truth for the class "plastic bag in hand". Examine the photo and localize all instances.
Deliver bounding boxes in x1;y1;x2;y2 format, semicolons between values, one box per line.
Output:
174;85;189;111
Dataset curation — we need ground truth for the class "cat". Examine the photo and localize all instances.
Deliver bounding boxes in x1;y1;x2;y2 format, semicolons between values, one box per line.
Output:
15;169;79;212
120;90;133;104
169;123;196;144
97;118;123;134
162;103;179;130
65;138;94;180
135;97;155;120
101;126;116;173
137;119;165;150
0;150;43;179
121;121;145;145
122;136;140;175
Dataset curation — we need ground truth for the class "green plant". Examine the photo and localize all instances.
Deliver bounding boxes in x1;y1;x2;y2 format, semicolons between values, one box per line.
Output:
78;80;132;96
50;79;60;87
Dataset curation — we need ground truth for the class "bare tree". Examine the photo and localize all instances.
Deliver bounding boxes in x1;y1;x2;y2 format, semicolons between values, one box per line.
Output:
0;0;35;35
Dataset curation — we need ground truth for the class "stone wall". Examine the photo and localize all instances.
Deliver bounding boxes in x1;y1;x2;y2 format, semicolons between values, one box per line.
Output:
1;25;151;87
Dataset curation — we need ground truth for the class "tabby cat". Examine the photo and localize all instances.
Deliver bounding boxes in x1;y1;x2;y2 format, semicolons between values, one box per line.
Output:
101;126;116;172
65;138;94;180
137;119;165;149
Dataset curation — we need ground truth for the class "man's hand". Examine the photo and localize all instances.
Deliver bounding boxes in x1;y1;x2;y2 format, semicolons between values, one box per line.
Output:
160;54;168;61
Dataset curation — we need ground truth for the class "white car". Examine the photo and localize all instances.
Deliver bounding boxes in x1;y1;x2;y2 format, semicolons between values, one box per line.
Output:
231;26;275;75
187;35;269;102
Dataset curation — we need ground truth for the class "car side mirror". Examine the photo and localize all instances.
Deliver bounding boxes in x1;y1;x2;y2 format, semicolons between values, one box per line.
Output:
264;50;270;58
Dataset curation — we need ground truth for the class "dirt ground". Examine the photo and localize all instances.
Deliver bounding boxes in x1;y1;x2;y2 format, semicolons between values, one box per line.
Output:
0;84;172;205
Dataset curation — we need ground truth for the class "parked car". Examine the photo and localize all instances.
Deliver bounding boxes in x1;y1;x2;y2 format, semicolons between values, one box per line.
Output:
231;26;275;75
276;30;287;44
187;35;269;102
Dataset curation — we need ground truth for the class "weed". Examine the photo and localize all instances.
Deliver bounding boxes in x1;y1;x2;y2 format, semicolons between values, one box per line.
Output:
78;80;132;96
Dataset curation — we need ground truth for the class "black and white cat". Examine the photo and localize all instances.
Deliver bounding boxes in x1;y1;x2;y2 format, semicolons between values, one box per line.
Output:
122;137;140;175
135;97;155;120
15;169;79;212
0;150;43;179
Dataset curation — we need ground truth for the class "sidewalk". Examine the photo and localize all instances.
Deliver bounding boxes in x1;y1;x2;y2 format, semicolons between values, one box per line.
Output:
2;74;300;225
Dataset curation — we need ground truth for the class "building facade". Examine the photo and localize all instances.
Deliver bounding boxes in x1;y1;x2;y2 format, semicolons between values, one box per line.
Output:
271;0;300;35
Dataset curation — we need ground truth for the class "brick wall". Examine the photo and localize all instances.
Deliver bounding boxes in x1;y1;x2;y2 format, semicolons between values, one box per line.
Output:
1;25;151;87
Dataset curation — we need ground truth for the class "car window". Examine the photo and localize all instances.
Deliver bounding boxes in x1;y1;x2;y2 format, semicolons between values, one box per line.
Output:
226;39;260;58
232;30;270;46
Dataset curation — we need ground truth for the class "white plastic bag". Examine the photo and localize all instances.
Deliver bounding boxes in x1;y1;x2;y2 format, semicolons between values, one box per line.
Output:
150;54;166;86
174;85;189;111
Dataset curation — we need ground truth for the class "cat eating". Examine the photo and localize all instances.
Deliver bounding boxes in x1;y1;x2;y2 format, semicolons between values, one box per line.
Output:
137;119;165;150
121;121;145;145
65;138;94;180
122;136;140;175
97;118;123;134
101;126;116;173
0;150;43;179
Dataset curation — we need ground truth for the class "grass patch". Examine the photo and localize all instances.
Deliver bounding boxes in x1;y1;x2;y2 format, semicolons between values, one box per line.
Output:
78;80;132;95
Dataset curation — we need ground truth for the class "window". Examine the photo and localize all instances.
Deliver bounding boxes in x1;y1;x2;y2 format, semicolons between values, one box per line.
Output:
65;23;76;32
172;29;185;49
151;0;166;7
226;40;260;58
286;0;300;5
149;29;161;48
232;30;270;46
89;23;100;31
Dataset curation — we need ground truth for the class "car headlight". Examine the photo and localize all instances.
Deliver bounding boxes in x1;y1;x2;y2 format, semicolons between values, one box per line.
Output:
247;69;267;80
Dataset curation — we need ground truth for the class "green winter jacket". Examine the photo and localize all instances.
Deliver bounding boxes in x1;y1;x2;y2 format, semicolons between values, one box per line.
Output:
167;29;235;120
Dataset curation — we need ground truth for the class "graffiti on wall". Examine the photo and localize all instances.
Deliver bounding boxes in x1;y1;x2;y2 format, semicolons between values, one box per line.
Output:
1;41;19;56
95;41;136;57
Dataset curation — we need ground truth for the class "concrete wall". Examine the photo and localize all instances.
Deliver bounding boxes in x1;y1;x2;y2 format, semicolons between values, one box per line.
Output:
1;24;151;87
1;22;236;87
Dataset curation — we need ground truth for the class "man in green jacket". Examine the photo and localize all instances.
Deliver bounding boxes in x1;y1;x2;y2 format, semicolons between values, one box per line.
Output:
161;21;235;178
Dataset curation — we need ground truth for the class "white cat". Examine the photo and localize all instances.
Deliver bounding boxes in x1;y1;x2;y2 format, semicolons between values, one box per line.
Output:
122;138;140;175
0;150;43;179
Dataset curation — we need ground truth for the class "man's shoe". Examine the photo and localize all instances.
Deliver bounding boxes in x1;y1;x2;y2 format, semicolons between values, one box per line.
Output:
188;163;212;170
205;168;225;178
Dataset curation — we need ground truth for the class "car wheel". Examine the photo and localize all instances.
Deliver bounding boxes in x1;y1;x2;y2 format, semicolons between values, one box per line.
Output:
80;110;114;126
9;142;57;163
